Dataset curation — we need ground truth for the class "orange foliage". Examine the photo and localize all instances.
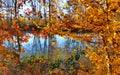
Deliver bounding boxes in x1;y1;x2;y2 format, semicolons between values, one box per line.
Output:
0;0;120;74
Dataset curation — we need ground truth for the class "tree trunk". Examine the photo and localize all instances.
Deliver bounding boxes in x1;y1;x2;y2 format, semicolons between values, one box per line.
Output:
14;0;21;63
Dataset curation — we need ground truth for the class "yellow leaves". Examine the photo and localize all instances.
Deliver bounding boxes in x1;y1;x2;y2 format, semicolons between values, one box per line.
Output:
107;37;112;43
114;32;117;38
78;0;81;3
107;25;109;30
115;66;120;74
74;14;79;23
19;17;27;22
109;0;119;2
87;6;91;10
112;62;120;75
53;0;57;4
12;19;17;25
33;21;40;28
89;52;99;61
62;4;69;9
65;4;69;9
98;9;104;14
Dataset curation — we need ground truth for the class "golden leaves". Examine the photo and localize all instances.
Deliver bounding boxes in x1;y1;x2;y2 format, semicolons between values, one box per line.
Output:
74;14;79;23
0;0;120;74
107;25;109;30
115;66;120;74
107;37;112;43
109;0;120;2
78;0;81;3
114;32;117;38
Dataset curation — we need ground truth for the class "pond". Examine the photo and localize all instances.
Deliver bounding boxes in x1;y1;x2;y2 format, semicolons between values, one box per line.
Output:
2;32;97;59
1;32;104;74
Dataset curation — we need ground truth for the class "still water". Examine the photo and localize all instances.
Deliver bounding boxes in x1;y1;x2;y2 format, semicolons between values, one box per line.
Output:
2;33;96;58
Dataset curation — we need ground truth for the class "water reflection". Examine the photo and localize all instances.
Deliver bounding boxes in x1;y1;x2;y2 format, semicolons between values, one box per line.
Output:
21;33;86;57
3;33;96;58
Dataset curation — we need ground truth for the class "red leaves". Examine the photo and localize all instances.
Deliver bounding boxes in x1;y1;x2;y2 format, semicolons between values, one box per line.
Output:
0;46;6;51
21;35;30;42
24;25;30;30
40;30;48;39
0;29;4;35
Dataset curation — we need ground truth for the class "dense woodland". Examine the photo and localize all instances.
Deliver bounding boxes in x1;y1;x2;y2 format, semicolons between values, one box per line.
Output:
0;0;120;75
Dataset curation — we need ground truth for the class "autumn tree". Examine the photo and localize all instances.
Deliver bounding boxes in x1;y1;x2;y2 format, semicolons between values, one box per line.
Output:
0;0;120;74
56;0;120;75
42;0;120;74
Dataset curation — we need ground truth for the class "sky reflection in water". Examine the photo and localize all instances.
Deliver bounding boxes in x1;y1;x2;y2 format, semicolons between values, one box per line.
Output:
3;33;98;58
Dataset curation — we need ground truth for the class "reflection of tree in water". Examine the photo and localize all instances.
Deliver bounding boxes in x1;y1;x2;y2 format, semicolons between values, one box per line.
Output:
32;34;58;58
3;33;92;60
48;34;58;59
64;37;86;51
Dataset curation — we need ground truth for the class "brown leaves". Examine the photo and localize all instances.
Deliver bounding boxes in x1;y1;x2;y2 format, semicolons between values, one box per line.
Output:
77;70;89;75
0;46;7;69
0;46;6;53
